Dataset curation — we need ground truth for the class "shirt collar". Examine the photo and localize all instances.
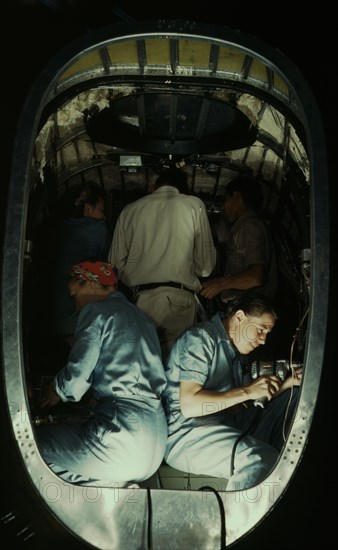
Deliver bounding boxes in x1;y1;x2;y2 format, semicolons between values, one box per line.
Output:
211;311;238;360
154;185;180;195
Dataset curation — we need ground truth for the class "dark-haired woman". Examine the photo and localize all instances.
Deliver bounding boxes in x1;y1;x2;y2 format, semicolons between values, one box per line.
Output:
162;290;302;491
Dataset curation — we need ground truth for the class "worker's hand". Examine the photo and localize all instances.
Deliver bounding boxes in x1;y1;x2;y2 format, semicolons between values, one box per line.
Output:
39;380;61;410
200;278;226;299
280;366;303;391
246;375;282;402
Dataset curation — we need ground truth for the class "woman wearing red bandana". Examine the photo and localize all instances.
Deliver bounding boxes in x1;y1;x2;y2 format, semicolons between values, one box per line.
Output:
35;261;167;486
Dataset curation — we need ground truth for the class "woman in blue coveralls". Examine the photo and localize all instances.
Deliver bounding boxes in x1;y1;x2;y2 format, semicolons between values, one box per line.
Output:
162;290;302;491
36;261;167;486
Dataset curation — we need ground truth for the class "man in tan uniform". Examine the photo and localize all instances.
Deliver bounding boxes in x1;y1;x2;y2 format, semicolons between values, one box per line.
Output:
109;167;216;361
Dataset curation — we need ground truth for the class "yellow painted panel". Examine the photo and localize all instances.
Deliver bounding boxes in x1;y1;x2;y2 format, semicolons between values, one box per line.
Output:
249;59;268;82
218;46;245;74
146;38;171;64
107;41;139;65
274;72;289;96
179;39;210;67
59;51;102;81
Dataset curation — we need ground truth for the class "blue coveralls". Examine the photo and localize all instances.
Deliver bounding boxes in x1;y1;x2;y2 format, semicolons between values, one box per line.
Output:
163;312;299;491
36;291;168;486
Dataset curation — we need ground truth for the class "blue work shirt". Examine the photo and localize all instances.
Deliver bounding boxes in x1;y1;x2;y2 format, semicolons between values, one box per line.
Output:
55;291;167;403
163;312;250;431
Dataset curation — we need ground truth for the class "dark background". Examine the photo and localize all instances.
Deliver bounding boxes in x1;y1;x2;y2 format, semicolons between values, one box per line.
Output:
1;1;335;548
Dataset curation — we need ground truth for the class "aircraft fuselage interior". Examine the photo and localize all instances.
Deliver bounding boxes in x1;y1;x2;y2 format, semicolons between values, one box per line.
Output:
1;18;329;550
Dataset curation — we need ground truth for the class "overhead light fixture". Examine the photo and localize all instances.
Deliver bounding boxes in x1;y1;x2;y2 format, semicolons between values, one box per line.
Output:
119;155;142;172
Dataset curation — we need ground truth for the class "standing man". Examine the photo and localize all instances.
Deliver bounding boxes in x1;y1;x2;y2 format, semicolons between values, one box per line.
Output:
200;175;277;302
109;167;216;360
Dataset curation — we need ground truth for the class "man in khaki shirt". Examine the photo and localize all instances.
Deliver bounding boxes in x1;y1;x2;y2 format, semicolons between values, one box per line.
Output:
200;175;277;303
109;167;216;360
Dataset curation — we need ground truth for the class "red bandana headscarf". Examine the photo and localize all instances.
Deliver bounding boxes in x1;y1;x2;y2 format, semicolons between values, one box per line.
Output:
69;261;118;288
